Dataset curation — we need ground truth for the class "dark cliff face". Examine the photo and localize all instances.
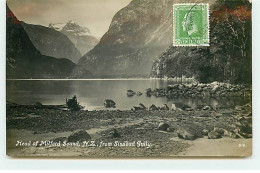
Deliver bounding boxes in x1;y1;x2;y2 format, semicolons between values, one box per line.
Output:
21;22;82;63
151;0;252;84
75;0;174;78
74;0;215;78
6;5;77;79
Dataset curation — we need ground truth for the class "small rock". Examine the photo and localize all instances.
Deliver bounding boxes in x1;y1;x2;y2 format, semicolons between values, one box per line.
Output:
68;129;91;142
208;131;222;139
139;103;146;110
136;91;143;96
35;102;43;108
160;104;169;111
212;85;219;92
224;130;239;139
158;123;170;131
167;127;175;132
127;90;136;97
109;129;121;138
178;84;184;90
233;128;240;134
174;102;191;111
171;104;176;111
132;106;142;111
146;88;152;96
202;129;208;136
202;105;211;111
149;104;158;111
214;127;225;136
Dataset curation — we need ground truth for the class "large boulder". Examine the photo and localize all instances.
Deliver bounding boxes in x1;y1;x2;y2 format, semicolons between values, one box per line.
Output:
158;123;170;131
68;129;91;142
104;99;116;108
177;128;197;140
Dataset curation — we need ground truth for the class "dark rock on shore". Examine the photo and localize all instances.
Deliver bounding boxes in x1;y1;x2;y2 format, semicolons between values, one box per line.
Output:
160;104;169;111
167;127;175;132
177;128;197;140
110;129;121;138
127;90;136;97
104;99;116;108
146;88;152;97
68;129;91;142
139;103;146;110
132;103;147;111
136;91;143;96
158;123;170;131
202;106;211;111
149;104;158;111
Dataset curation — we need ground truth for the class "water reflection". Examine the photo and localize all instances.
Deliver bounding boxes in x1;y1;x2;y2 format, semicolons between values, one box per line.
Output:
7;80;250;111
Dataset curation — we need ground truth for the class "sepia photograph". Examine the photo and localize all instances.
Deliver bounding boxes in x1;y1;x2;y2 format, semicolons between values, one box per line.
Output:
6;0;252;158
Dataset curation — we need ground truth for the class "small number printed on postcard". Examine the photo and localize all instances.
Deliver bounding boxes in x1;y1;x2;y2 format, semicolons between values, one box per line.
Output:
173;3;210;46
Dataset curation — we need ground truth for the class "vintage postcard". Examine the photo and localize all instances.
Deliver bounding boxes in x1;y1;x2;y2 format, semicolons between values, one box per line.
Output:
6;0;252;158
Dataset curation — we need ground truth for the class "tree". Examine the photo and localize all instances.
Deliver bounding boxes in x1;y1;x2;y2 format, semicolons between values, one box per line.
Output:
210;0;252;84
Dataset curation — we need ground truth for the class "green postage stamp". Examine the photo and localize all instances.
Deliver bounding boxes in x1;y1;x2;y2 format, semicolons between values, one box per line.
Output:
173;3;210;46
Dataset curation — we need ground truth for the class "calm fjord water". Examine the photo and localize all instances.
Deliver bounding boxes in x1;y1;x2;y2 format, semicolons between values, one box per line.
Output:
7;79;249;111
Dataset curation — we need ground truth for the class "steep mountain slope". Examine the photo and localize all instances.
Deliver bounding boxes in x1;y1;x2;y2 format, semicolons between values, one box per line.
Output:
75;0;215;78
21;22;82;63
49;21;99;55
6;5;77;79
151;0;252;84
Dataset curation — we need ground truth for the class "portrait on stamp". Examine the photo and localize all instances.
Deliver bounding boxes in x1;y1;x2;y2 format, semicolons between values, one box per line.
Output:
173;3;210;46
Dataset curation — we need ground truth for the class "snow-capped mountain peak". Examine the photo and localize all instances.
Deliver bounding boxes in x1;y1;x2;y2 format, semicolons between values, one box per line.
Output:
48;22;65;32
49;21;91;36
48;21;99;55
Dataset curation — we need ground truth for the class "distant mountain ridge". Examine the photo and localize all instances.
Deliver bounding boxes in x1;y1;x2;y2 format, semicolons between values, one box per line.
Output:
21;22;82;63
6;5;77;79
49;21;99;55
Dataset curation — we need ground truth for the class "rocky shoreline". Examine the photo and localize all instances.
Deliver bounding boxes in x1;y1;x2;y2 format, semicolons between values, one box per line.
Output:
146;82;251;99
6;100;252;157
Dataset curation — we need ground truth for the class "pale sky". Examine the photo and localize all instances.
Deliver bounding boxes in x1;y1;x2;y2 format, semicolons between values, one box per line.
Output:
7;0;132;37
